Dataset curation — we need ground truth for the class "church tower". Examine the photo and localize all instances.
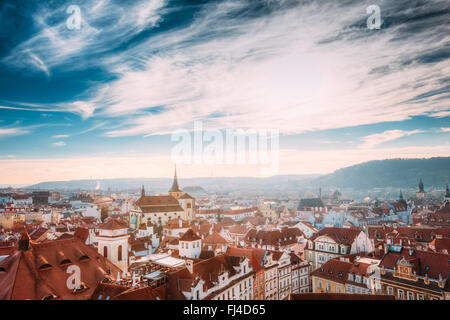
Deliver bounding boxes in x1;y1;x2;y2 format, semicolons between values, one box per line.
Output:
141;185;145;198
416;178;425;198
444;182;450;204
97;218;130;274
169;166;183;199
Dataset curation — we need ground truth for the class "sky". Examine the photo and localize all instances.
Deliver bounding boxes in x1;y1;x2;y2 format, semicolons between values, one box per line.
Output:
0;0;449;185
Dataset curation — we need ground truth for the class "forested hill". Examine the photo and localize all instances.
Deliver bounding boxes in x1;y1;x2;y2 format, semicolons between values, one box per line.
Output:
311;157;450;189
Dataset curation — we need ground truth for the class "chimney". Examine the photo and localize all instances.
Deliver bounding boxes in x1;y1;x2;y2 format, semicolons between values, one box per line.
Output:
186;259;194;274
18;232;31;251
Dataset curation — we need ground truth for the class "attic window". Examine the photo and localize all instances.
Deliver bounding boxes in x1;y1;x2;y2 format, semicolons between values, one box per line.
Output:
60;259;72;265
39;264;53;271
79;255;90;262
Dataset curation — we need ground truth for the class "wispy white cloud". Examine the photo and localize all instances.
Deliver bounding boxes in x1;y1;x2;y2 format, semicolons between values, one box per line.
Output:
52;134;69;138
2;0;167;75
89;0;450;136
52;141;67;147
441;127;450;132
2;0;449;138
0;126;31;137
361;130;423;149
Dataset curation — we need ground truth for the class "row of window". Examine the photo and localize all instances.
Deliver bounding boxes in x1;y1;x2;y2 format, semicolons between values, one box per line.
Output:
387;286;426;300
181;240;201;249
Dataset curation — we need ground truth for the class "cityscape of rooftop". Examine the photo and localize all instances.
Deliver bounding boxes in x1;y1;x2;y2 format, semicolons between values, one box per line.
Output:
0;0;449;312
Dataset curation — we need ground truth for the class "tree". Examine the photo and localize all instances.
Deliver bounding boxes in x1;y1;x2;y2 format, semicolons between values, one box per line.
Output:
100;206;109;222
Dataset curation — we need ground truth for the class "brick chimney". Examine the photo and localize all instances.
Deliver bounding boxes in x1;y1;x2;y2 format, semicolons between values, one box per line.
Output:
18;232;31;251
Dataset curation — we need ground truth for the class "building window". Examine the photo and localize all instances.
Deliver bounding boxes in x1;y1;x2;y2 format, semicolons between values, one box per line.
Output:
318;280;322;289
417;294;424;300
387;287;393;295
103;246;108;258
327;283;331;292
118;245;122;261
398;289;404;299
408;292;414;300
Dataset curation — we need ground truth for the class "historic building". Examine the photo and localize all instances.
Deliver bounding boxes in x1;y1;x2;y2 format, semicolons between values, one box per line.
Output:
178;229;202;259
244;227;304;251
96;218;130;273
129;168;196;228
416;178;426;199
305;227;374;269
311;255;379;295
379;245;450;300
165;253;254;300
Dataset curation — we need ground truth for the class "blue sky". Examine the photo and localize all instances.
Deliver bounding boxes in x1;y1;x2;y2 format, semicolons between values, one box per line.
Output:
0;0;449;184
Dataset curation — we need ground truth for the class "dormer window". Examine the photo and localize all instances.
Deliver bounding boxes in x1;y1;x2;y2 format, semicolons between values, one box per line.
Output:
348;274;353;281
39;263;53;271
60;259;72;266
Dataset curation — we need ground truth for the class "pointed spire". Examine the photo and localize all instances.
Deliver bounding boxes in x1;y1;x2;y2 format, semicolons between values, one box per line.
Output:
399;190;404;200
445;182;450;197
419;178;424;193
169;165;181;192
141;185;145;197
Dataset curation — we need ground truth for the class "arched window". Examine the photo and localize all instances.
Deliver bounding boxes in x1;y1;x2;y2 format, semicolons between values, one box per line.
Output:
103;246;108;258
118;245;122;261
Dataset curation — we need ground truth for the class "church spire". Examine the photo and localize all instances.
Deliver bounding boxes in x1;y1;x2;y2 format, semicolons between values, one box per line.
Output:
419;178;424;193
169;165;182;193
399;190;404;200
141;185;145;197
446;182;450;198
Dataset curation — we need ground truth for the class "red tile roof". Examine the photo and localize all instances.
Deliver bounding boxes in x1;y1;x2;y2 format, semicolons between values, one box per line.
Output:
179;229;201;241
379;248;450;280
309;227;362;245
99;218;128;230
0;238;121;300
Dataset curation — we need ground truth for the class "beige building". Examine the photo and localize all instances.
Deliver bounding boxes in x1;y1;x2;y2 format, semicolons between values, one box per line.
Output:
129;168;195;227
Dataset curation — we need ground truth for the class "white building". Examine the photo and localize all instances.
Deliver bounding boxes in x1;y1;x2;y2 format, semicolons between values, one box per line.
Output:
179;229;202;259
96;218;130;273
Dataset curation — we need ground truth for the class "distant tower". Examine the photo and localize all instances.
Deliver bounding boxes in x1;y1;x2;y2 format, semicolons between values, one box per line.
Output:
419;179;425;193
399;190;407;207
319;187;322;199
444;182;450;204
416;178;425;198
169;166;183;199
141;185;145;198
